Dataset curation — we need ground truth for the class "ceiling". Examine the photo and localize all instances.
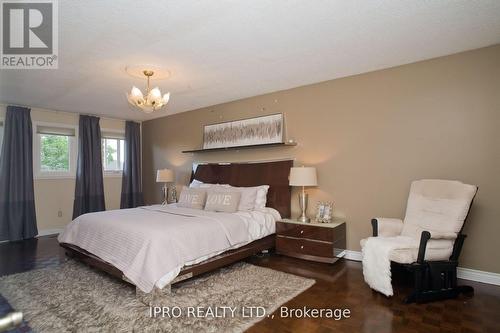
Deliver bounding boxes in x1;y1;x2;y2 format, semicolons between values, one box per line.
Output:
1;1;500;121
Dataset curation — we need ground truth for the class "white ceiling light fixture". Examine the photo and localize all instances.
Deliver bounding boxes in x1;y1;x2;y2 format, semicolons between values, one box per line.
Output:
127;69;170;114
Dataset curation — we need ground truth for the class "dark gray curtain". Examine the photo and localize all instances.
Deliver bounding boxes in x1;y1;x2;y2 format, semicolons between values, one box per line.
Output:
120;121;144;208
73;115;105;219
0;106;38;241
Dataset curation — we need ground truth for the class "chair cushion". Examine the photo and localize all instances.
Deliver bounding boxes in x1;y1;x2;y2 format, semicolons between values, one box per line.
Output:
389;239;454;263
401;179;477;239
360;237;454;264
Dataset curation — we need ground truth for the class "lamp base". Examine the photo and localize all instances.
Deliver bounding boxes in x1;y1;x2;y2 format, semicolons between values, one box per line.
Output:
168;185;178;204
298;192;310;223
161;184;168;205
297;215;310;223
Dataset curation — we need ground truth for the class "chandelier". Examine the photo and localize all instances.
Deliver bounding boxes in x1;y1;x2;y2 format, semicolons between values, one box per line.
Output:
127;70;170;113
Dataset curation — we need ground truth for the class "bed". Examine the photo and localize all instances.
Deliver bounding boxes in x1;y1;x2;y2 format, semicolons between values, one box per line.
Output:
59;160;292;293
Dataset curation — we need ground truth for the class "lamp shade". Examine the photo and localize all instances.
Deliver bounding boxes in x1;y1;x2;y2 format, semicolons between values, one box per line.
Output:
156;169;174;182
289;167;317;186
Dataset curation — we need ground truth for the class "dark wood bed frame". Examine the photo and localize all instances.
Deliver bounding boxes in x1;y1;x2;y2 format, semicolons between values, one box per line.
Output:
60;160;293;289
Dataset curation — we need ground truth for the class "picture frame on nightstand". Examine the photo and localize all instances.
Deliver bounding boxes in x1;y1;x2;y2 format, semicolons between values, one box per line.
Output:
315;201;333;223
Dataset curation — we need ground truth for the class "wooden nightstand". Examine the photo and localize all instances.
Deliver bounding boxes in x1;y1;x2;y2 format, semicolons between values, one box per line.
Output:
276;218;346;263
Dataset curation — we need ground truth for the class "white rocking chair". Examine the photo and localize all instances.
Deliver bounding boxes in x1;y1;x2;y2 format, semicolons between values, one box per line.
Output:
361;179;477;303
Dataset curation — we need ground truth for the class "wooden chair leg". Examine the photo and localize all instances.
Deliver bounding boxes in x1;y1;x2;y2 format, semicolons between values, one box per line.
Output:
405;264;424;304
403;260;474;304
404;292;416;304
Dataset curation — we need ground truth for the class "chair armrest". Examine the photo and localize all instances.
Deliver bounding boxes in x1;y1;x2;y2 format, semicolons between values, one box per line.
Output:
416;231;458;263
428;231;457;240
371;218;404;237
417;231;431;264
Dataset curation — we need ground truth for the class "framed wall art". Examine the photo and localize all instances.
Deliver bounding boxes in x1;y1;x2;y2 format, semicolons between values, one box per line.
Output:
202;113;284;149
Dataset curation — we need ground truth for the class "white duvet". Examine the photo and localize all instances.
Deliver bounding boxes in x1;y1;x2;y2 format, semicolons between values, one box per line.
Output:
58;204;279;293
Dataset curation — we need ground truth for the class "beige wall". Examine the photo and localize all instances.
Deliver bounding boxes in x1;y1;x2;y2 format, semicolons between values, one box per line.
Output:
142;45;500;273
0;105;125;232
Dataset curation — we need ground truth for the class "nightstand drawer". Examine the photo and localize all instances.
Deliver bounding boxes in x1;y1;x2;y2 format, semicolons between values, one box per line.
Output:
276;222;334;242
276;236;333;258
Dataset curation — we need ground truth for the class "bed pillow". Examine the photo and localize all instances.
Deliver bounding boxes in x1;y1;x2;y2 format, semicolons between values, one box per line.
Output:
189;180;224;189
236;187;259;211
212;185;270;211
203;185;256;211
204;191;241;213
200;183;222;189
254;185;270;209
224;185;259;211
189;179;204;188
177;187;207;210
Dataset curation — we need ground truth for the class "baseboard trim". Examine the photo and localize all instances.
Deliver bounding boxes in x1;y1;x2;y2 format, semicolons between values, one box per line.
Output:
37;228;63;237
457;267;500;286
343;250;500;286
0;228;63;243
344;250;363;261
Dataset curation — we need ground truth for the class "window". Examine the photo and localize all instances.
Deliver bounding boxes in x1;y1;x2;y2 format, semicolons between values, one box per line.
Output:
34;123;77;178
40;134;70;171
101;131;125;174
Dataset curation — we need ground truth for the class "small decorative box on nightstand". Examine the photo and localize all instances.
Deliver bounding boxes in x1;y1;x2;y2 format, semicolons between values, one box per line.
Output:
275;218;346;263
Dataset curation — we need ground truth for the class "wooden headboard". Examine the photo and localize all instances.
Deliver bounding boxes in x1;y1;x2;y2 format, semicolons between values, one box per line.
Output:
190;160;293;218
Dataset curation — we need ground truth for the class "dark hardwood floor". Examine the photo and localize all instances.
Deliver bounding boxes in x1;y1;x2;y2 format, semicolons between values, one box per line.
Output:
1;235;499;333
247;256;500;333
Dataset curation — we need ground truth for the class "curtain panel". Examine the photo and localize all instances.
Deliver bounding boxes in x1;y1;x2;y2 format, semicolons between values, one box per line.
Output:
120;121;144;208
0;106;38;241
73;115;105;219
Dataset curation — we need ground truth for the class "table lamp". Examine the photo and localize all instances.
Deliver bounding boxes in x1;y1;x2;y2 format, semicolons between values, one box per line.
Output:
156;169;176;204
289;166;317;222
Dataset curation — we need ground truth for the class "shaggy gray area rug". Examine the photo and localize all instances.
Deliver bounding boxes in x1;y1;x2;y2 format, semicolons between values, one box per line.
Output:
0;260;314;332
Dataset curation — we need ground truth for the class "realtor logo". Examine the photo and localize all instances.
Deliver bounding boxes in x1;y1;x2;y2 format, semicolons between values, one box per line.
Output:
1;0;58;68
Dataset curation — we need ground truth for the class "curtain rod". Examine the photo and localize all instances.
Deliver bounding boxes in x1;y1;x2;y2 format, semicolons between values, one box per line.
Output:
0;102;141;123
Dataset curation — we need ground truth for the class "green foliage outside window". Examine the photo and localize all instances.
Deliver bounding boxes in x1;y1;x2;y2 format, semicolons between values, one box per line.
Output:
105;143;116;164
102;139;118;169
40;134;69;171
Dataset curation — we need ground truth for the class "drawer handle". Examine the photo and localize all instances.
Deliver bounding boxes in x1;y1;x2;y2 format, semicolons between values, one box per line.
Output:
300;245;304;249
300;230;304;234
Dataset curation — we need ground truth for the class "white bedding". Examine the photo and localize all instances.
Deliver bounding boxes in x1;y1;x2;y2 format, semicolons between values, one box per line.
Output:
58;204;279;293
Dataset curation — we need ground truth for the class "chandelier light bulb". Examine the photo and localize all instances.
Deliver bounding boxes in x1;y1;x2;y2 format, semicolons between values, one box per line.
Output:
149;88;163;107
130;86;143;99
150;87;161;98
162;92;170;104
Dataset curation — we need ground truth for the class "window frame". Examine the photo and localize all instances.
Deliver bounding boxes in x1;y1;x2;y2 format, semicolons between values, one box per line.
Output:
0;118;4;160
101;128;125;177
33;121;78;179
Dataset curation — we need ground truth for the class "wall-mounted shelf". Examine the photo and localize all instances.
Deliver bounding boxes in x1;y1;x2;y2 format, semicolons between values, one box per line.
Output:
182;142;297;153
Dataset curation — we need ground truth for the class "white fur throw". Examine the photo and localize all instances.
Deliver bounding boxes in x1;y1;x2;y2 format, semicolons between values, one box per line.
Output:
361;236;415;296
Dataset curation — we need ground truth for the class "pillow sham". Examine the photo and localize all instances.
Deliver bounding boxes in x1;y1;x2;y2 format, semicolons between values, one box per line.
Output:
177;187;207;210
207;184;270;211
189;180;226;189
217;185;258;211
204;191;241;213
254;185;270;209
203;185;255;211
188;182;270;211
237;186;259;211
200;183;225;189
189;179;204;188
